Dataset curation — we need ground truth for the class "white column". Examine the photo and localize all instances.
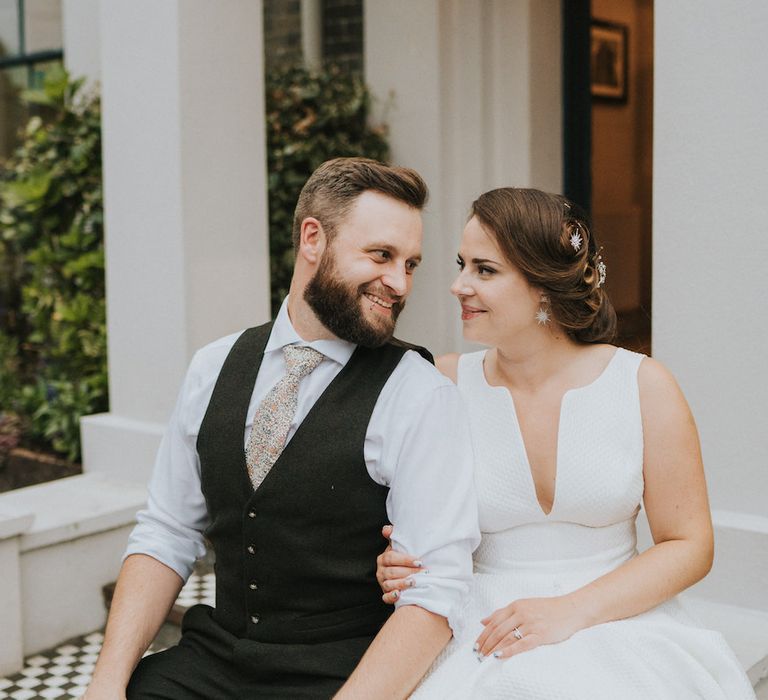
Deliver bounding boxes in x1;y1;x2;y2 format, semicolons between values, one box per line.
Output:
364;0;561;354
81;0;270;483
654;1;768;611
301;0;323;70
62;0;101;83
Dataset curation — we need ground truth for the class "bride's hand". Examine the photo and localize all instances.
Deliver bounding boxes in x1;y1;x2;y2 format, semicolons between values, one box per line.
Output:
474;596;583;659
375;524;426;604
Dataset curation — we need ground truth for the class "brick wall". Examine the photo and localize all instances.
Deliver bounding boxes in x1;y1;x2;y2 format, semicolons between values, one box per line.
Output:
322;0;363;73
262;0;363;73
263;0;302;72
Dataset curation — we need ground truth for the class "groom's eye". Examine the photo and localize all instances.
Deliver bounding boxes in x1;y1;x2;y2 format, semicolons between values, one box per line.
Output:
371;249;390;261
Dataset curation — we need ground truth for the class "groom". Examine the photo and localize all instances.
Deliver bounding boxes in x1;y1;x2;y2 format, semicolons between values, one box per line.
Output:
85;157;479;699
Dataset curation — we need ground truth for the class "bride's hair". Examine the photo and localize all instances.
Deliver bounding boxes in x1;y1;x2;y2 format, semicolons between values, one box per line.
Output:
471;188;617;344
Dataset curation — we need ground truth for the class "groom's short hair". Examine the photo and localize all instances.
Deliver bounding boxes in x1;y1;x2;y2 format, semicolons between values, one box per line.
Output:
291;157;428;251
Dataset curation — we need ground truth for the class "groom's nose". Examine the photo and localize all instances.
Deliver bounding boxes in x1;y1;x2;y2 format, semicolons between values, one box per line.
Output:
381;266;409;297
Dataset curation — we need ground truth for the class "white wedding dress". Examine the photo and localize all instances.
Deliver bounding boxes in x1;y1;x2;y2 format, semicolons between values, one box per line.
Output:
412;348;755;699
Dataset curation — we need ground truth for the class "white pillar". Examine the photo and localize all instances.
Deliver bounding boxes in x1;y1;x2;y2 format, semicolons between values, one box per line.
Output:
81;0;270;483
654;0;768;611
62;0;101;83
301;0;323;70
364;0;561;354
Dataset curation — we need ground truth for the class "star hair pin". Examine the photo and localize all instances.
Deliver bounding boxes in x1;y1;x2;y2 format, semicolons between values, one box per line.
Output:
569;229;583;252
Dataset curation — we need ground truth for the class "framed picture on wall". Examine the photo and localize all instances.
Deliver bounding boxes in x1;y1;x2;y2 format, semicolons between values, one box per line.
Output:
591;20;628;102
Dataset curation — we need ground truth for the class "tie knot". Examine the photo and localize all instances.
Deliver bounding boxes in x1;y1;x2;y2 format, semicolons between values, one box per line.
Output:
283;344;324;378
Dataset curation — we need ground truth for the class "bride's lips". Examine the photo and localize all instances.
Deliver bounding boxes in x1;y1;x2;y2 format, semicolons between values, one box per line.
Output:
461;305;486;321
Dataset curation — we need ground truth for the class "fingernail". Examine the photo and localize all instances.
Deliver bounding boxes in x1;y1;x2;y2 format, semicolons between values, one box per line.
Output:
413;560;424;567
406;577;415;587
476;654;484;663
472;643;479;652
492;651;502;659
392;590;399;600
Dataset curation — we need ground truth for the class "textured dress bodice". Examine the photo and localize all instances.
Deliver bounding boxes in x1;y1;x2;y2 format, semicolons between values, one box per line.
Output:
411;348;755;700
463;348;644;588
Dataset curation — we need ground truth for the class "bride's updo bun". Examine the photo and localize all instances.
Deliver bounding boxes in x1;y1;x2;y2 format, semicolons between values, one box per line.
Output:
470;188;617;344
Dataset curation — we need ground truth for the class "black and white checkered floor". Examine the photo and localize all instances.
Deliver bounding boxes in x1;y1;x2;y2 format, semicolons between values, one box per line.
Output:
0;633;103;700
175;571;215;609
0;573;215;700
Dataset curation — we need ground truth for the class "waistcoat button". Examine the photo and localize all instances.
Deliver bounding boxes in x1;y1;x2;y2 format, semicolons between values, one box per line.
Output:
247;544;256;555
248;510;256;518
249;581;258;590
251;614;260;624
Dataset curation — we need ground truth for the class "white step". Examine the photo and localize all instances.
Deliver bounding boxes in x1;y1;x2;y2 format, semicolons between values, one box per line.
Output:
683;595;768;687
0;473;146;659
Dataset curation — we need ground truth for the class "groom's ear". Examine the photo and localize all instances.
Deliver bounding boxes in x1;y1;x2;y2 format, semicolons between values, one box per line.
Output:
298;217;326;264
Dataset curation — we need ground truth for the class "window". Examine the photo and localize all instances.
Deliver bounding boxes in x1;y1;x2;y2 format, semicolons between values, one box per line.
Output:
0;0;63;160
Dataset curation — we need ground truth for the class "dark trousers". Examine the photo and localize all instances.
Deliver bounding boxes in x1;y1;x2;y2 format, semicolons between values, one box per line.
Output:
127;605;372;699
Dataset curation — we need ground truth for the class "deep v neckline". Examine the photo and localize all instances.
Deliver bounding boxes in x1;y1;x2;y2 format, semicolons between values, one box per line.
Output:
480;348;621;517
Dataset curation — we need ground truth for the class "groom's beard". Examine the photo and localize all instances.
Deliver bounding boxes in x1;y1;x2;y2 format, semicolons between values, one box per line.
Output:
304;249;405;348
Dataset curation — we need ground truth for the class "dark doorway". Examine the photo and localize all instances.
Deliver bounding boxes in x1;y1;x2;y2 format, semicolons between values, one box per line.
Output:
562;0;653;354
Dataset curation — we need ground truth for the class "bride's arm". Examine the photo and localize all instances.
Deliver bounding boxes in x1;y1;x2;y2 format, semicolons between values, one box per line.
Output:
477;356;714;658
572;356;714;616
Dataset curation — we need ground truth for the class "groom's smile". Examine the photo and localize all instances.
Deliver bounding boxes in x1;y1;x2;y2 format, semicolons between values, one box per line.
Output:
304;190;422;347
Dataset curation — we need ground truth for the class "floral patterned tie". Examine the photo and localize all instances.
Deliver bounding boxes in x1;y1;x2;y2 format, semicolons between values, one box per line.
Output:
245;344;325;490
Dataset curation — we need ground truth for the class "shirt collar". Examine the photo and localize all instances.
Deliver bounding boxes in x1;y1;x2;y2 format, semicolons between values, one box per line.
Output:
265;296;356;367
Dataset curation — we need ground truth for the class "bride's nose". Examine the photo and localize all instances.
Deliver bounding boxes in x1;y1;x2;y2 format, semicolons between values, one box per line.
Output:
450;270;473;297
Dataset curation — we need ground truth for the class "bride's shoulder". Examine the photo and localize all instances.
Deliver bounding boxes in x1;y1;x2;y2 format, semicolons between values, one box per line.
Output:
435;353;461;383
436;351;488;384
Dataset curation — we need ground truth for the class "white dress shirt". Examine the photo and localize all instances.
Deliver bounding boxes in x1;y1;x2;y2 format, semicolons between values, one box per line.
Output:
125;299;480;631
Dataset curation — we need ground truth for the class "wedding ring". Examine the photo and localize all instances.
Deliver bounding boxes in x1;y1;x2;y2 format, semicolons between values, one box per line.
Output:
513;626;523;640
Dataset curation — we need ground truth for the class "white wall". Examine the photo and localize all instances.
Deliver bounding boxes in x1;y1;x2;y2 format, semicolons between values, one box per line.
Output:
654;1;768;518
365;0;562;354
81;0;270;482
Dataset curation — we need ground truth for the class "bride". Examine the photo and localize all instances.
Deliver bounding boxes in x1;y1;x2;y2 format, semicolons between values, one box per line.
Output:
376;188;755;699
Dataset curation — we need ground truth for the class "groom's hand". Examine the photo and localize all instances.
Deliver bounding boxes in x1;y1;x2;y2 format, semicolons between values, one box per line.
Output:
375;524;427;603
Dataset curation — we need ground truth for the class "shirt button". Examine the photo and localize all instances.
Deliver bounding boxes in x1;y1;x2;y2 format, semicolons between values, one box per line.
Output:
247;544;256;555
251;614;260;625
249;581;258;590
248;510;256;518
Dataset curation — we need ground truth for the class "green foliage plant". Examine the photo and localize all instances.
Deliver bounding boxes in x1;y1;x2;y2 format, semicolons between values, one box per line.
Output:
265;64;389;315
0;66;106;462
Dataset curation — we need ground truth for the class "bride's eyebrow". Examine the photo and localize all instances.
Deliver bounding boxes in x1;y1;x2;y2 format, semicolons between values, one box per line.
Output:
471;258;501;266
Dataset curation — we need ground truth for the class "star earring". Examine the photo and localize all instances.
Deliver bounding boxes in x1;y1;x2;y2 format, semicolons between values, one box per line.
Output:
535;293;551;325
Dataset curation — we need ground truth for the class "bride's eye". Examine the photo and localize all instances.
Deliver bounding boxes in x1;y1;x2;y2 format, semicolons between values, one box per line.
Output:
456;256;465;269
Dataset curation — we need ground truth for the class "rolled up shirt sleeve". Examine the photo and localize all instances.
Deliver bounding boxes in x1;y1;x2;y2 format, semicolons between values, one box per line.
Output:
368;355;480;634
123;352;211;581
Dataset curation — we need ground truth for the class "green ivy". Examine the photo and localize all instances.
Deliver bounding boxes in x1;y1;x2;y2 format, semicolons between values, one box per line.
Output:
0;66;106;462
265;65;389;315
